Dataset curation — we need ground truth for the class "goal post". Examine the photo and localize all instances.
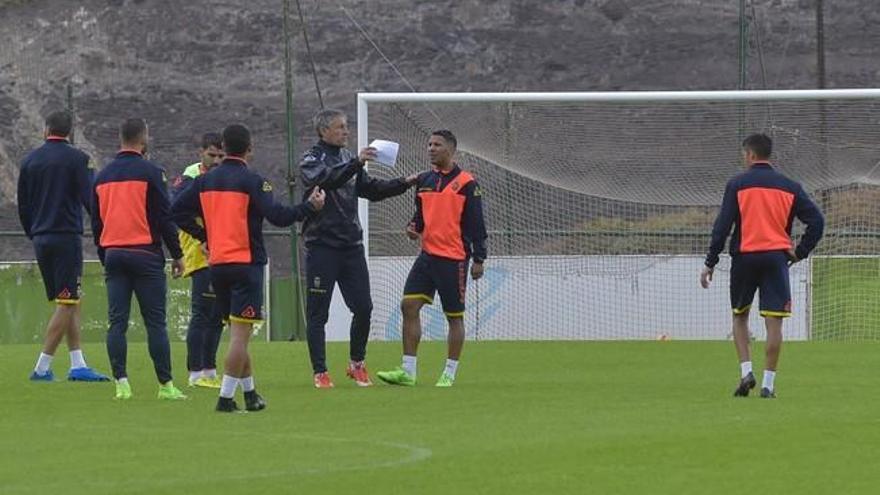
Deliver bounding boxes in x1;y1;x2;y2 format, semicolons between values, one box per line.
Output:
356;90;880;342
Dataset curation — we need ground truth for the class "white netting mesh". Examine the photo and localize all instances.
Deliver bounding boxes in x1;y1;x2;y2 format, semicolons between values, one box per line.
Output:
362;93;880;341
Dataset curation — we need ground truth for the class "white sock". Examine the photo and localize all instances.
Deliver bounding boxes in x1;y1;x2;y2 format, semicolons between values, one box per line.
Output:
34;352;53;374
117;377;129;385
220;375;240;399
241;376;255;392
189;371;201;382
762;370;776;391
402;355;417;378
203;368;217;379
69;349;87;369
740;361;753;378
444;359;459;379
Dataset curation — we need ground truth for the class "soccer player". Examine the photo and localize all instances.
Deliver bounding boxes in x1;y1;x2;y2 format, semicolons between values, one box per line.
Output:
170;132;225;388
299;109;418;388
701;133;824;398
377;130;487;388
17;110;109;382
92;118;187;401
172;124;325;412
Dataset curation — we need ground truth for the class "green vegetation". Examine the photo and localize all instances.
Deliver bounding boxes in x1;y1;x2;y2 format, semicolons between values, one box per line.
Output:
1;340;878;494
811;256;880;340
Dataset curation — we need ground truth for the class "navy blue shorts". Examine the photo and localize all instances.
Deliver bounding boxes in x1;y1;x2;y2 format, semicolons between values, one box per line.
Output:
33;233;82;304
210;264;264;323
730;251;791;318
403;252;469;317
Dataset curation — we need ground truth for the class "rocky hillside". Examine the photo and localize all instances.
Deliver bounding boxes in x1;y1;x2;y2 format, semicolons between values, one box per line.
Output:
0;0;878;262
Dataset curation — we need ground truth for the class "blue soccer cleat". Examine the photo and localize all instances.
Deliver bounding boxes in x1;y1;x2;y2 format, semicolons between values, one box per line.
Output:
30;370;55;382
67;367;111;382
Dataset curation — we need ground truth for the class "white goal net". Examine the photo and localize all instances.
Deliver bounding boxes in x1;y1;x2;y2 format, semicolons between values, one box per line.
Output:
357;90;880;341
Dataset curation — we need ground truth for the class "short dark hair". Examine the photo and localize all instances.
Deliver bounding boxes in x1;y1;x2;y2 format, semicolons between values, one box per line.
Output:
201;132;223;150
431;129;457;149
222;124;251;156
120;118;147;143
742;133;772;159
45;111;73;137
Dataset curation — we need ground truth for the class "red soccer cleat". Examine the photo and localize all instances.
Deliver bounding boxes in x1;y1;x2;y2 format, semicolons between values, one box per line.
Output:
345;362;373;387
313;372;335;389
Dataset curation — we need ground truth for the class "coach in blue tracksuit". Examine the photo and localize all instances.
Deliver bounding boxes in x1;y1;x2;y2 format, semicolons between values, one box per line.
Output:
299;109;418;388
18;110;109;382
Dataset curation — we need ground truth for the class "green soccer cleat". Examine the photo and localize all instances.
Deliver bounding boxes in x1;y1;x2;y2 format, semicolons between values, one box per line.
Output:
435;373;455;388
157;382;188;400
376;367;416;386
115;380;132;400
192;376;222;389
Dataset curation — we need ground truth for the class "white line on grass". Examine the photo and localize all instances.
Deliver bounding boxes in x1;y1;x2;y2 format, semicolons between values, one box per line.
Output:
4;430;433;493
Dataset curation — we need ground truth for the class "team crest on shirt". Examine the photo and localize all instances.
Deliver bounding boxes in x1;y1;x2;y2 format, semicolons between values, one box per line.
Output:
262;181;273;192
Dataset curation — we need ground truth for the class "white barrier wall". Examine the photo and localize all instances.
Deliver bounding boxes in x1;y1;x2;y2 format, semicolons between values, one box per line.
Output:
325;256;809;341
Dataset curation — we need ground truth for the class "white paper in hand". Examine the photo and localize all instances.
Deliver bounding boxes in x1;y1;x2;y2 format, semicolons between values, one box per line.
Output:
368;139;400;168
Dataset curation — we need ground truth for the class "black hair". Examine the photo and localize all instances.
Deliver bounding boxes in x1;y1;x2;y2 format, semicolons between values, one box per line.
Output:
45;111;73;137
742;133;772;159
120;118;147;143
201;132;223;150
222;124;251;156
431;129;457;149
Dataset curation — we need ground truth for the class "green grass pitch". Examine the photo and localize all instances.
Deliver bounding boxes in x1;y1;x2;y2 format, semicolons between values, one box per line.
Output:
0;340;878;494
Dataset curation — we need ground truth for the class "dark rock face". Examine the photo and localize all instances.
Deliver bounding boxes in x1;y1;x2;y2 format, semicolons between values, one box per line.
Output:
0;0;878;265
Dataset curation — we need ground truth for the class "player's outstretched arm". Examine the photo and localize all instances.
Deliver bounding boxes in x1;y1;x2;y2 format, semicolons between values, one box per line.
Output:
356;168;420;202
299;147;374;191
253;175;323;227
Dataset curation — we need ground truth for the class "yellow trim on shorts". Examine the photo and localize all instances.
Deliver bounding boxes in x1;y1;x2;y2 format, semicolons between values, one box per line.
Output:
403;294;433;304
55;298;80;305
760;310;791;318
732;304;751;315
444;310;465;318
229;315;263;324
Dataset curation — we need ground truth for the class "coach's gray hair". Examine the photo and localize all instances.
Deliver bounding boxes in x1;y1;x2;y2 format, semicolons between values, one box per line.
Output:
314;109;346;137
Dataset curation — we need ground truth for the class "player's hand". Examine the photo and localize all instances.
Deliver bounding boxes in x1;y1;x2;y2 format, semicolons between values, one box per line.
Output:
171;258;185;279
200;242;209;257
358;147;377;166
700;265;713;289
309;187;326;211
405;222;420;240
471;262;485;280
785;248;800;266
405;172;421;186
